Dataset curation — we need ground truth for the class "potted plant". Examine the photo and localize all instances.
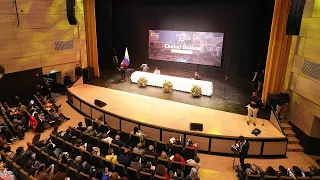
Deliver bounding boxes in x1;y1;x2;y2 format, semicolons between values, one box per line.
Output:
191;85;202;97
163;80;173;93
137;77;148;87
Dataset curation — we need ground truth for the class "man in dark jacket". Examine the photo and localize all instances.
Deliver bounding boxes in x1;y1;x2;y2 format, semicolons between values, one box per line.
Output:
276;89;290;120
63;129;73;142
75;64;82;80
118;149;131;167
247;92;262;126
237;136;249;167
12;147;25;165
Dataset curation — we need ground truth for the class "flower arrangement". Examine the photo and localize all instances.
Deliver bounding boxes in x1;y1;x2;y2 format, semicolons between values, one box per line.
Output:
137;77;148;87
191;85;202;97
163;80;173;93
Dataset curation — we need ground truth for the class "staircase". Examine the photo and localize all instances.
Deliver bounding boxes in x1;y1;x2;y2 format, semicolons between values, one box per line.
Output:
281;120;304;152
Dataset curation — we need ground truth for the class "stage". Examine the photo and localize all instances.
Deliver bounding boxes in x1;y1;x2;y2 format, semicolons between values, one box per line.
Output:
67;84;287;157
87;68;270;118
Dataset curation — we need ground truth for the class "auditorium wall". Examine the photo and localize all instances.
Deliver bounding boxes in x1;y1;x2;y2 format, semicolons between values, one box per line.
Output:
0;0;87;80
284;0;320;155
96;0;274;79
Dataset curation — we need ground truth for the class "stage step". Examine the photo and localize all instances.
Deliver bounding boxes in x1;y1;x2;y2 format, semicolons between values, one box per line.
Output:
287;144;304;152
284;129;296;137
287;137;299;144
281;123;292;130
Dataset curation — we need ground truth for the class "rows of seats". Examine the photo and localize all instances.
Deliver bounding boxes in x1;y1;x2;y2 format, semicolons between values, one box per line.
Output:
245;174;320;180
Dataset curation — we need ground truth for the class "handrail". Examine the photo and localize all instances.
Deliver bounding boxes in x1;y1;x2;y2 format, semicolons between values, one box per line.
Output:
270;106;286;135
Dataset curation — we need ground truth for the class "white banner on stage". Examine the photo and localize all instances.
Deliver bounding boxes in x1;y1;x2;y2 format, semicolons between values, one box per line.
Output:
130;71;213;96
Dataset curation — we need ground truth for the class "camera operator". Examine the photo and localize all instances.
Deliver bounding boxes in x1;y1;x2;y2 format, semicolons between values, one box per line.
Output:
236;136;250;167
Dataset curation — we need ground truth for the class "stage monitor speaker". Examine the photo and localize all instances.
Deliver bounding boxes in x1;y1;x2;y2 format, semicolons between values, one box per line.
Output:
66;0;77;25
83;67;94;82
286;0;306;35
190;123;203;131
94;99;107;108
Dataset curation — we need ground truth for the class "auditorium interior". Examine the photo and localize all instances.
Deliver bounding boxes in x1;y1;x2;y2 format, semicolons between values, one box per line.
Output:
0;0;320;179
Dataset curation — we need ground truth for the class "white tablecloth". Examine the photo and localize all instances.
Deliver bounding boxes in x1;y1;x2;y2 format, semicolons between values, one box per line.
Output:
130;71;213;96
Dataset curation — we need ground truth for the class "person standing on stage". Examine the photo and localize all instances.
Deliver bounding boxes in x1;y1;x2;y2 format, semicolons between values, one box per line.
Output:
154;67;160;75
276;89;290;121
257;69;265;93
194;72;201;80
119;60;127;80
113;48;118;70
236;136;249;167
75;64;82;80
247;92;261;126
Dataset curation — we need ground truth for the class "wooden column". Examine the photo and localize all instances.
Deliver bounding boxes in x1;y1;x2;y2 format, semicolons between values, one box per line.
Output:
262;0;292;103
84;0;100;77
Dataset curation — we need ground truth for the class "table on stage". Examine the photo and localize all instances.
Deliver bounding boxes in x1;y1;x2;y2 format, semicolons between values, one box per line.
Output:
130;71;213;96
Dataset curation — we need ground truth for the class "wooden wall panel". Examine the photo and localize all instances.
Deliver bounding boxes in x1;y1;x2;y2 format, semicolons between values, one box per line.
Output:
297;37;305;56
40;50;79;67
300;18;320;39
304;0;315;18
21;42;45;56
313;0;320;17
0;0;87;74
42;61;80;75
292;55;303;73
295;75;320;106
1;55;41;74
302;38;320;60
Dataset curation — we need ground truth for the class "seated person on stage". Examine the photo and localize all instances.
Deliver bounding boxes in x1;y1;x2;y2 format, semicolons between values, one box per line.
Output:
154;67;160;75
193;72;201;80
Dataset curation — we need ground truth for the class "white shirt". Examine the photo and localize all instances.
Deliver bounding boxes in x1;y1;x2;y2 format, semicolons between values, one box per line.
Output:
154;69;160;75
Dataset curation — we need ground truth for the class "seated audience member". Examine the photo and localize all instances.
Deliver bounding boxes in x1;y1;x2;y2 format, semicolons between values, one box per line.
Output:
35;91;43;100
186;139;198;149
263;166;277;177
112;135;125;147
142;161;155;175
95;116;104;124
59;153;71;165
133;143;145;154
0;123;15;143
171;169;185;180
244;164;260;177
118;149;131;167
35;163;53;180
186;156;201;170
291;166;305;178
155;164;169;180
85;126;94;135
64;73;73;87
0;161;16;179
309;165;320;177
32;133;49;148
130;156;143;172
278;165;288;177
43;143;56;158
12;147;25;165
71;156;82;171
131;127;145;137
160;151;169;160
51;125;60;136
63;129;73;142
51;164;67;180
105;148;118;164
193;72;201;80
76;122;86;132
187;168;200;180
102;167;111;180
154;67;161;75
171;154;185;166
145;145;157;157
24;159;37;175
101;133;113;144
110;172;121;180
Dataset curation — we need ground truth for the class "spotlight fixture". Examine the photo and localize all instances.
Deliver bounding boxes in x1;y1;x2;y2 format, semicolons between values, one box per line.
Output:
0;65;4;79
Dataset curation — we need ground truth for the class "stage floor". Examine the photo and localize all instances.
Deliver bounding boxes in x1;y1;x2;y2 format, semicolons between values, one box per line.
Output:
69;84;284;139
87;68;268;118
